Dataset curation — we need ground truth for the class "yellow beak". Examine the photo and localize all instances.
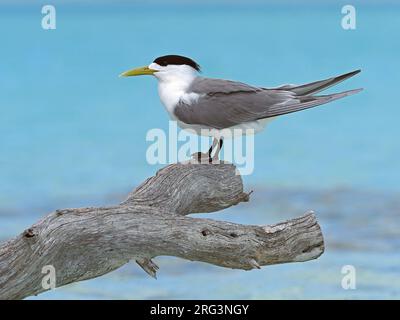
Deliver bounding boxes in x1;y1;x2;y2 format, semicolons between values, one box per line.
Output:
119;66;157;77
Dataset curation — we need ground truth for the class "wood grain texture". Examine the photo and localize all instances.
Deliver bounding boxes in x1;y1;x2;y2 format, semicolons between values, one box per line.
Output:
0;163;324;300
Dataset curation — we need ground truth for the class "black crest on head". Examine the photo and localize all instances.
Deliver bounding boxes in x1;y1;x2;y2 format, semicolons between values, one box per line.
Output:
153;55;201;71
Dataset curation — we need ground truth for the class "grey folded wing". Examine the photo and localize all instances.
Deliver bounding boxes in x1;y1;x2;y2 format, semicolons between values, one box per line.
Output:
174;77;361;130
174;77;299;129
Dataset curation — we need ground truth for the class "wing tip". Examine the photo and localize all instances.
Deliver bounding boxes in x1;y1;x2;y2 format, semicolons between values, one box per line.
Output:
349;87;363;94
337;69;361;81
328;87;363;98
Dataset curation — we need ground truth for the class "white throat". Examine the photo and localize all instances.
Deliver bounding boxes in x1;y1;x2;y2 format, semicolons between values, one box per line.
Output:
152;64;199;117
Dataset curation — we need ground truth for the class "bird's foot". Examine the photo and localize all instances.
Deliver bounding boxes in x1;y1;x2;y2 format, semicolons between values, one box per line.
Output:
191;152;212;164
190;152;221;164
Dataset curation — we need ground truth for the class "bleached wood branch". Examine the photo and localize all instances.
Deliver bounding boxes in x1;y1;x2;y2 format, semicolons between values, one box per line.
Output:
0;162;324;300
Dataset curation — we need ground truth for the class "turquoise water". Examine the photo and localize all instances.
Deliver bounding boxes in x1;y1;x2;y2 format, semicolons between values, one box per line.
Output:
0;1;399;299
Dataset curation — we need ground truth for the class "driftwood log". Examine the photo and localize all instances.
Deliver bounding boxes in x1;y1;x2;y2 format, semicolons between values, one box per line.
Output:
0;162;324;300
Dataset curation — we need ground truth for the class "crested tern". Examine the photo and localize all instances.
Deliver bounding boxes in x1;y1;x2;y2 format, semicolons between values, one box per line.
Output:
121;55;362;162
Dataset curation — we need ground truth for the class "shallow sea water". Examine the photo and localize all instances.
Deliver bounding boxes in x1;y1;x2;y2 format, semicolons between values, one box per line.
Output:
0;1;399;299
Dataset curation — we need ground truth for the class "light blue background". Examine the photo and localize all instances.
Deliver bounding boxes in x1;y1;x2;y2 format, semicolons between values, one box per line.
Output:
0;0;399;299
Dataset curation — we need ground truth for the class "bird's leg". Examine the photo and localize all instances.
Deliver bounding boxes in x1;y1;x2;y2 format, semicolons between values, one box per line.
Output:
210;138;223;163
191;138;218;163
208;138;219;162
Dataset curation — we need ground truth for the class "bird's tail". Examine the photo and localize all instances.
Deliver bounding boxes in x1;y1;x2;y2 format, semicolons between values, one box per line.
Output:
277;69;361;96
263;88;363;118
262;69;362;118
